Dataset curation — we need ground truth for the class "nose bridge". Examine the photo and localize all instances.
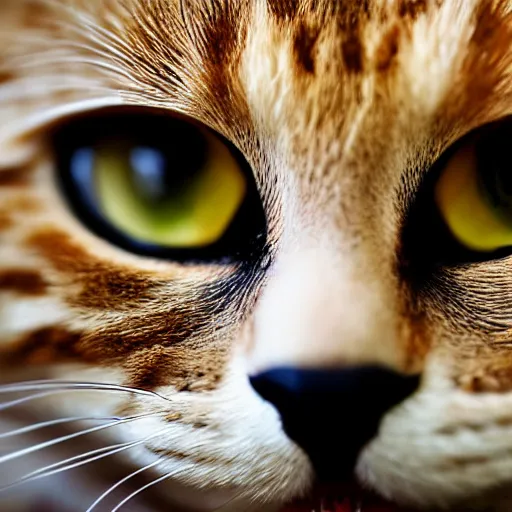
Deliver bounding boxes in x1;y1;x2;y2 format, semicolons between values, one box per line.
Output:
248;244;403;375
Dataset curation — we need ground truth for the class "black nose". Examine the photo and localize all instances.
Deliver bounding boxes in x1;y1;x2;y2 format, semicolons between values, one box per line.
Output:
250;366;419;480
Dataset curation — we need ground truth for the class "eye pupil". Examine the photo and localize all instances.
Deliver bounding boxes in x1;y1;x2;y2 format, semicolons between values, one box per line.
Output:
127;125;210;206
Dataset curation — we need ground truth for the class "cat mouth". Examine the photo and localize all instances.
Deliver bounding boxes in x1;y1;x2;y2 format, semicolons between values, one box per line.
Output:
281;483;409;512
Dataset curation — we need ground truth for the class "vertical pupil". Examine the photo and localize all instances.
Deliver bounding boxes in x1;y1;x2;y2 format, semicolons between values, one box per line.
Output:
128;126;209;205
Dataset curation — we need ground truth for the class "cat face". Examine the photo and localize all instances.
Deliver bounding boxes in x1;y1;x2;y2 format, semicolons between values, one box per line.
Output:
2;0;512;510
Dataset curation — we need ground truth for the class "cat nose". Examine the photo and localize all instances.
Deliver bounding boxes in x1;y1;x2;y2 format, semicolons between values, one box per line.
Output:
250;366;419;480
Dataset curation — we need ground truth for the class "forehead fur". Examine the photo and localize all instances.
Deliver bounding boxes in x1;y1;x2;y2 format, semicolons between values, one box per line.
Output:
138;0;512;131
3;1;512;142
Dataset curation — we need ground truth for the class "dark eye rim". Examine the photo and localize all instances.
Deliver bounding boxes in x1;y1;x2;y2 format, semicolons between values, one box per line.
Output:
52;108;268;265
400;117;512;281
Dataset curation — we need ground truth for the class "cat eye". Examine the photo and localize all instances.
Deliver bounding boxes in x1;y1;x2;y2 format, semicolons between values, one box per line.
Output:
435;119;512;254
401;119;512;273
53;111;266;262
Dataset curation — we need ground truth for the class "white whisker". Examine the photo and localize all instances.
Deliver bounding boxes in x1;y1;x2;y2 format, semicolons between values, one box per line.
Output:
234;496;268;512
0;428;169;493
213;495;243;512
0;380;171;401
0;412;159;465
86;459;163;512
0;390;91;412
110;471;173;512
0;416;122;439
0;442;133;493
24;442;139;479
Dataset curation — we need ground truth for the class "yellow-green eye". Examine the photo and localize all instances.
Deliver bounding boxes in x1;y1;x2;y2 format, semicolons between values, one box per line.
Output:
436;124;512;253
55;111;266;261
94;129;245;248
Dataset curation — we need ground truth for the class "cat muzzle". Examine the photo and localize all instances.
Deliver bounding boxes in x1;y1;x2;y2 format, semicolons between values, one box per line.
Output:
250;367;420;512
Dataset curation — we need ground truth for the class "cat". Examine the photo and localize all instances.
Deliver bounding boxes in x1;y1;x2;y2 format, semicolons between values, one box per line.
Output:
1;0;512;510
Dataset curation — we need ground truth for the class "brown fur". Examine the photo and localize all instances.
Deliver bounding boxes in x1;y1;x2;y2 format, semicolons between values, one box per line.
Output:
124;345;226;392
2;326;86;365
1;0;511;397
439;0;512;133
0;213;13;232
397;0;429;19
0;167;32;187
375;25;401;72
28;230;158;310
293;22;320;75
0;269;47;296
3;1;512;510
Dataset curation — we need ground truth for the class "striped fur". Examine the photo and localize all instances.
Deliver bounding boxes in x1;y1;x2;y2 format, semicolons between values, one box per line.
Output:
2;1;512;510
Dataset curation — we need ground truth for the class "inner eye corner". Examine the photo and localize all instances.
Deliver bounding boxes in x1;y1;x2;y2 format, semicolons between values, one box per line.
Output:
51;107;268;265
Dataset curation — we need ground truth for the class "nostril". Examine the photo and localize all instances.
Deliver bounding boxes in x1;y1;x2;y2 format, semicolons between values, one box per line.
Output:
250;367;420;480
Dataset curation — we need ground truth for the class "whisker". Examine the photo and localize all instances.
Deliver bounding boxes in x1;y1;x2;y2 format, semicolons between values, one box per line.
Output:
0;380;171;407
24;442;139;479
0;412;160;465
0;380;168;398
86;459;163;512
213;489;247;512
110;471;173;512
0;416;123;439
0;442;133;493
0;390;87;412
0;428;169;493
237;498;266;512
